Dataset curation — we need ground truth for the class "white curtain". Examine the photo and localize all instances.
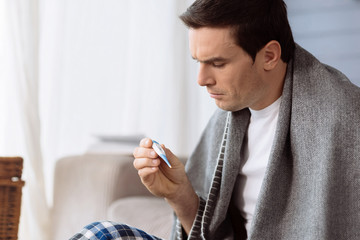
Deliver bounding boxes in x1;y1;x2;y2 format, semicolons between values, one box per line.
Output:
39;0;214;157
39;0;216;204
1;0;215;239
0;0;50;239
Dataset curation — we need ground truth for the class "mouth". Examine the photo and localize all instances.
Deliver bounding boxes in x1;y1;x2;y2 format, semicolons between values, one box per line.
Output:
208;92;224;99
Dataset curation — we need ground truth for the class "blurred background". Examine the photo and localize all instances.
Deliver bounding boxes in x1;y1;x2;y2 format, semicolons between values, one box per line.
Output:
0;0;359;239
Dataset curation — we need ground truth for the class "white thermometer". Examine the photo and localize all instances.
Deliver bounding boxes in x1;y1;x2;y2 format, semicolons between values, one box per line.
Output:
152;140;172;168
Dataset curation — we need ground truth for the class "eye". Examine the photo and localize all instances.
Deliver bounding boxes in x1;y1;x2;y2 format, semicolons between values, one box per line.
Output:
212;62;225;68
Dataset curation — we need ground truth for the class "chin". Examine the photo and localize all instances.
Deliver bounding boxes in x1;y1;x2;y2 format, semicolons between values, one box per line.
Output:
215;101;244;112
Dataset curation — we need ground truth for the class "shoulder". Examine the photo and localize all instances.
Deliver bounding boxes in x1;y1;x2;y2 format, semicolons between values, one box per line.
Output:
292;44;360;113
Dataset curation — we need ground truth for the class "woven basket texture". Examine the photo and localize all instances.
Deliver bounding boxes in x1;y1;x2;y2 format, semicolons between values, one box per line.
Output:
0;157;25;240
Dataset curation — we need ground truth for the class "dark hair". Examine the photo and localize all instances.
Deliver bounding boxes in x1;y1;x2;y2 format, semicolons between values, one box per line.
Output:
180;0;295;63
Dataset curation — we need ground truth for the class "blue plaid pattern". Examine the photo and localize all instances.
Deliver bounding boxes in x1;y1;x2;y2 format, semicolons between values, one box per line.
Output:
70;221;163;240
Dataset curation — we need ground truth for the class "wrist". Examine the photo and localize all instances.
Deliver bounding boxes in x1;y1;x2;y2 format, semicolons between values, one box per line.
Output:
165;180;199;234
165;176;197;206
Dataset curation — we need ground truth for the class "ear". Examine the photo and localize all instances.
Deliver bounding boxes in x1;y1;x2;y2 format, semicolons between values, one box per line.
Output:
263;40;282;71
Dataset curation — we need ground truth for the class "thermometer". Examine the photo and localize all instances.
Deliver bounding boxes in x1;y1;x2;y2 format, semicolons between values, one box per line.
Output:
152;140;172;168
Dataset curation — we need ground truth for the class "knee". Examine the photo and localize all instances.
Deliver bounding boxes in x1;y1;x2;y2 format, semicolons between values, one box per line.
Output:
70;221;127;240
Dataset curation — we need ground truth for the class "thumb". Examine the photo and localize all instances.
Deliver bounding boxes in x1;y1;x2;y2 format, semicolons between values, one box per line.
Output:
162;145;183;168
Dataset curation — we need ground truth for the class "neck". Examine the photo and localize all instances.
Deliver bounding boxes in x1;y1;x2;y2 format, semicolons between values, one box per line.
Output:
252;61;287;111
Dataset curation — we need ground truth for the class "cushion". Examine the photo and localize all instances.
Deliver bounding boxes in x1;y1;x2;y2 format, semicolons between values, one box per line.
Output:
107;196;174;239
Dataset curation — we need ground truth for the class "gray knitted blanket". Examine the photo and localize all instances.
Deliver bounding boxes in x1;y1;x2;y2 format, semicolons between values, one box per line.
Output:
173;44;360;240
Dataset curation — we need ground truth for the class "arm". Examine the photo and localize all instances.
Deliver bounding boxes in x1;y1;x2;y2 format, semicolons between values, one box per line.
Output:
133;138;198;234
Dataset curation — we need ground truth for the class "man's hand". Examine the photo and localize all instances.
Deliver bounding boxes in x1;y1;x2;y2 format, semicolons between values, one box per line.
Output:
133;138;199;234
133;138;186;198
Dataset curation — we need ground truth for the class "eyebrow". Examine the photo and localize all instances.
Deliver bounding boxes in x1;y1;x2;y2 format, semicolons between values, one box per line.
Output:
192;56;228;64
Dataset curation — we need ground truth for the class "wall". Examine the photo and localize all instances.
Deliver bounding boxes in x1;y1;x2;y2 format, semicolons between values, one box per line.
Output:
286;0;360;86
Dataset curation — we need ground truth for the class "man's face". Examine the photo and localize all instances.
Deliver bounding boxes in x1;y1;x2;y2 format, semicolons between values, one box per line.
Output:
189;27;268;111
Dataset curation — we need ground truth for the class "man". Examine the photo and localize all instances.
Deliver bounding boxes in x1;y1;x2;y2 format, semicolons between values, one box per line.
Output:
71;0;360;239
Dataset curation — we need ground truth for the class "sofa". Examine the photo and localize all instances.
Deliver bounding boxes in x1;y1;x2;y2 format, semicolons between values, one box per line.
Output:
51;153;184;240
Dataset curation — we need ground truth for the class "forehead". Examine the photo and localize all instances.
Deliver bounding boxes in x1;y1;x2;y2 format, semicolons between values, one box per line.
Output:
189;27;238;60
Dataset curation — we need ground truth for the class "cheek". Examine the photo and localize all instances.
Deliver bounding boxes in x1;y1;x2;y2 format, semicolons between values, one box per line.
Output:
222;66;244;85
228;69;251;92
218;62;256;94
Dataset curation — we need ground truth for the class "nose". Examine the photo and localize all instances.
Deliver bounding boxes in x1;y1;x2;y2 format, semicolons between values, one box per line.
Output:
197;63;215;87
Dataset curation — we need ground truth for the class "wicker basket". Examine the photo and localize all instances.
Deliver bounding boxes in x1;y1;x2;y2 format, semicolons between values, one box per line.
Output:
0;157;25;240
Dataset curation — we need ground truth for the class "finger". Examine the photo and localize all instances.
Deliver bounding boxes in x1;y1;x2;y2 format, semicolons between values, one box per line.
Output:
162;146;180;167
139;138;153;148
133;146;157;158
133;158;160;170
137;167;158;182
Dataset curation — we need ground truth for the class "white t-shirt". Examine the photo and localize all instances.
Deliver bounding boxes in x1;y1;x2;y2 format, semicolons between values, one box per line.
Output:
233;97;281;233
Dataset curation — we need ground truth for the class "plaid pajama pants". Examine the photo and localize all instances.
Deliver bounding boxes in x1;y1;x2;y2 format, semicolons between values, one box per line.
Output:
70;221;164;240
